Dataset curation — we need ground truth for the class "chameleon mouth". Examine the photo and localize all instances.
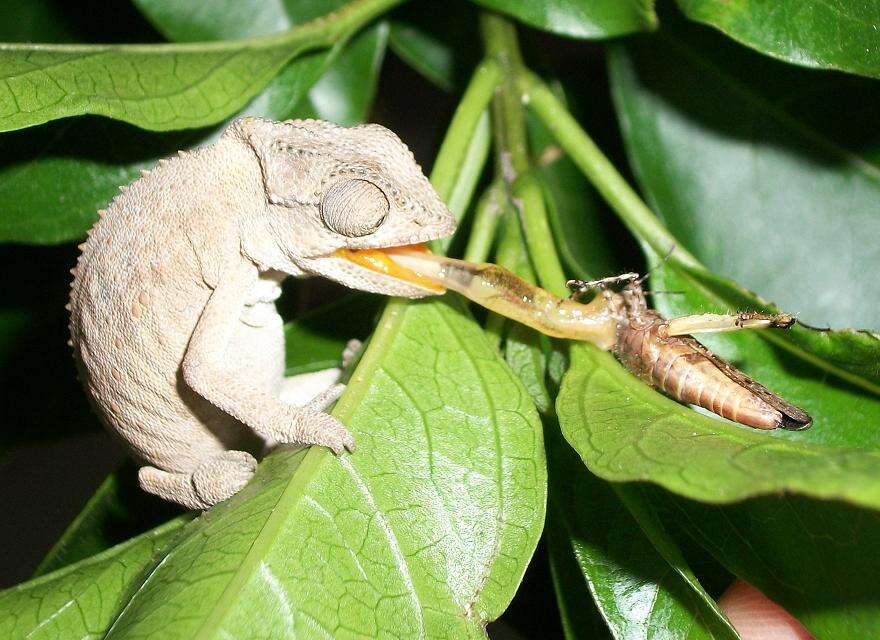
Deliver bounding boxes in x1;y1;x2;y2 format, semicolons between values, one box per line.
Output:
332;244;446;293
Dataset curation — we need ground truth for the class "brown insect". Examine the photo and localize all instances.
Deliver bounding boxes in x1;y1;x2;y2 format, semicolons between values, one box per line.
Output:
379;247;811;431
569;275;811;430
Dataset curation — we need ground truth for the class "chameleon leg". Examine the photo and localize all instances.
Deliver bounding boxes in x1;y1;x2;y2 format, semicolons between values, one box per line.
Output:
138;450;258;510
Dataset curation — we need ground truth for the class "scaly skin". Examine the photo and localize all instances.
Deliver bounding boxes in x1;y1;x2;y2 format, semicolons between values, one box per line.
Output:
68;117;455;509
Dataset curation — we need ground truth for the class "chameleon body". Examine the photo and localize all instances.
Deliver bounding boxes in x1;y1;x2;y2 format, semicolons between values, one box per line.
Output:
68;117;455;509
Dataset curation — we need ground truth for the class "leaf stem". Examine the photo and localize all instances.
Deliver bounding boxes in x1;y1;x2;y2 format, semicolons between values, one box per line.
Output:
512;173;568;296
429;59;502;205
480;14;568;296
447;110;491;217
463;179;507;264
518;71;700;269
433;110;492;253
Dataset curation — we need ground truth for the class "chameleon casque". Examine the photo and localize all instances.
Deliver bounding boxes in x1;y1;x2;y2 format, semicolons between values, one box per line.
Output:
68;117;456;510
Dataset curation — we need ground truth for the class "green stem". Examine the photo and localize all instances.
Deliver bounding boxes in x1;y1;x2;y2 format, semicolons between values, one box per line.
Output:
429;59;502;205
481;14;568;296
518;72;700;269
481;15;529;176
434;110;492;253
463;179;507;263
495;208;537;284
513;173;568;297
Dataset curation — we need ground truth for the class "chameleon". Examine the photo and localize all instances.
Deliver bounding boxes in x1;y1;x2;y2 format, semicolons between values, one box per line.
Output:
68;117;456;510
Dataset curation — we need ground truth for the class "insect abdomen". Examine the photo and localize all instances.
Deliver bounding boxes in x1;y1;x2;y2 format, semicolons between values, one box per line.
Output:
615;314;794;430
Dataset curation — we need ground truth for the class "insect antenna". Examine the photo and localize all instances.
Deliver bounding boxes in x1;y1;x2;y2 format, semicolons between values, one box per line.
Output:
634;243;677;287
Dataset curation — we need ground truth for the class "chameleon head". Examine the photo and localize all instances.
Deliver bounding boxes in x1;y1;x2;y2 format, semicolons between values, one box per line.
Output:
228;117;456;297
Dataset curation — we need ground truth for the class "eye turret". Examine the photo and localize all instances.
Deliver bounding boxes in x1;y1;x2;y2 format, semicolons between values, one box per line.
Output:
321;179;389;237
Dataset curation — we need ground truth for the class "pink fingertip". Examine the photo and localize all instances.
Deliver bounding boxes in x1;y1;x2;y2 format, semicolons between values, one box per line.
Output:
718;580;813;640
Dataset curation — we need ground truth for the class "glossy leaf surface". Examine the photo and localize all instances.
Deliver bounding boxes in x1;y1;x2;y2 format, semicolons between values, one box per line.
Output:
538;18;880;511
386;2;480;91
389;23;456;91
657;489;880;640
608;22;880;332
677;0;880;79
469;0;657;39
0;0;397;133
548;453;738;639
557;344;880;509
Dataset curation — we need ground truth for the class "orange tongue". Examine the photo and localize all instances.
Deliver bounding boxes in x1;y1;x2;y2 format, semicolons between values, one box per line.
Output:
334;244;445;292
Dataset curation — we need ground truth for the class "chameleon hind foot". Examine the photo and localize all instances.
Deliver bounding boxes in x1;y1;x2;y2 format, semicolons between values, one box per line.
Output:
138;450;257;510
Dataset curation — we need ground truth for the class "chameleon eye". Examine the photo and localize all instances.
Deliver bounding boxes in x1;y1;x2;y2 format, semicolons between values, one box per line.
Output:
321;179;389;237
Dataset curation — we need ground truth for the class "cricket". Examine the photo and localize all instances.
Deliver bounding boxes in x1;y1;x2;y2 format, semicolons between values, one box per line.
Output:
377;246;812;431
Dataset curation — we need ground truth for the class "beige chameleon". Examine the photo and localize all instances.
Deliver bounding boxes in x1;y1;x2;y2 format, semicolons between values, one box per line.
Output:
68;117;456;510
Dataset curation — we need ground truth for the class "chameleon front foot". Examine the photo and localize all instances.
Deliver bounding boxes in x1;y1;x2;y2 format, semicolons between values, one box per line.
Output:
284;409;356;455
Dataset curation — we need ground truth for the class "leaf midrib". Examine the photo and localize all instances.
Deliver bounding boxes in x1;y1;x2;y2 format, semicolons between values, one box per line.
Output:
189;299;410;640
0;0;391;56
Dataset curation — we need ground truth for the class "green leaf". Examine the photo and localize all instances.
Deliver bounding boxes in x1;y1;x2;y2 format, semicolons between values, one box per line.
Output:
0;2;388;244
0;0;81;42
657;490;880;640
33;466;185;576
607;23;880;333
676;0;880;80
0;120;204;244
546;510;613;640
557;344;880;509
80;298;544;637
548;454;738;639
505;325;552;415
389;22;456;91
0;0;399;133
133;0;292;42
0;517;188;640
290;21;389;126
646;260;880;444
385;0;481;92
469;0;657;39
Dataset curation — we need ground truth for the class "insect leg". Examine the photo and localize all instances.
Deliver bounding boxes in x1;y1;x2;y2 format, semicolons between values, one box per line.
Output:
663;312;795;337
566;273;639;301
